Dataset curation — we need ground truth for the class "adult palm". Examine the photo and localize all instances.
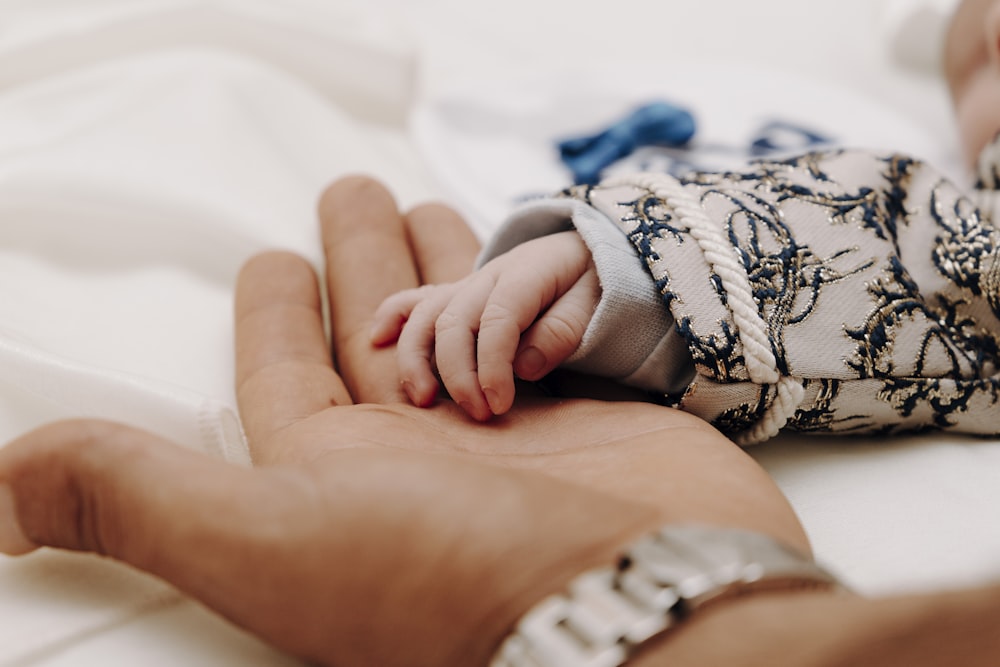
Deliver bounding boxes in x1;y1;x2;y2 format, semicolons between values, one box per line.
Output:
0;177;803;666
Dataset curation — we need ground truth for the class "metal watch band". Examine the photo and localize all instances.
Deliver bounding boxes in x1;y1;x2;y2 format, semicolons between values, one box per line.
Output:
490;524;841;667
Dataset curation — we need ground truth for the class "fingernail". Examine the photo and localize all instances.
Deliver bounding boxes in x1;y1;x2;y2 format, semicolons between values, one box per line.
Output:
370;319;395;346
514;347;547;380
403;380;438;408
459;401;488;421
483;388;502;414
0;484;36;555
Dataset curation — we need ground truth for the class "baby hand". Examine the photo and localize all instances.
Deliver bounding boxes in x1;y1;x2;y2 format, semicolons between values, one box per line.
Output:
371;231;599;420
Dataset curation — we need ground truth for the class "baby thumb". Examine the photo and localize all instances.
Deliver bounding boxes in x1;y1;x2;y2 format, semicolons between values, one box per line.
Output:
514;270;600;381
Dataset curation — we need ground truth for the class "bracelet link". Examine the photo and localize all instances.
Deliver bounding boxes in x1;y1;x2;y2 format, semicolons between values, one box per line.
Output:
566;569;672;646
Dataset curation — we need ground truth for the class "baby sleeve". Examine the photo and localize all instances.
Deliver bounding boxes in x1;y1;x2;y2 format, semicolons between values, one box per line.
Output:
561;150;1000;444
478;198;693;394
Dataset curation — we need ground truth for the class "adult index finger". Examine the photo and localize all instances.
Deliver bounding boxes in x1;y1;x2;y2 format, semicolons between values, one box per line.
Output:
235;251;352;462
319;176;420;404
404;203;480;284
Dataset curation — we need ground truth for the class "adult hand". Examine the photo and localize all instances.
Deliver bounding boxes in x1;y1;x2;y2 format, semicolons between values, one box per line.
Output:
0;177;806;666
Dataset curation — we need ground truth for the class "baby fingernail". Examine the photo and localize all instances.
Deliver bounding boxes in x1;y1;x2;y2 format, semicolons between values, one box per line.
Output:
0;484;36;555
402;381;434;407
459;401;488;421
515;347;547;380
483;389;502;414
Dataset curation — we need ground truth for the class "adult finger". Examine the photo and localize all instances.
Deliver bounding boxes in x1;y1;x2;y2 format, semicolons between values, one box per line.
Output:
235;251;351;460
0;420;300;607
319;176;420;404
0;419;383;664
404;203;480;284
0;421;250;556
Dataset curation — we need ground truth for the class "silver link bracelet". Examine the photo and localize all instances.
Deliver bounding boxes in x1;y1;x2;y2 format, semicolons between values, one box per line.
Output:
490;524;841;667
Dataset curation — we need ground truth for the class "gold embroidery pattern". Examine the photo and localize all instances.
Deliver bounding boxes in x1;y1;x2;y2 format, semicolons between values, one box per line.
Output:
564;150;1000;439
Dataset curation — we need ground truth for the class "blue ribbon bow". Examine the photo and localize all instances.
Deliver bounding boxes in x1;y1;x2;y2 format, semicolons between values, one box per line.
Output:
557;101;696;185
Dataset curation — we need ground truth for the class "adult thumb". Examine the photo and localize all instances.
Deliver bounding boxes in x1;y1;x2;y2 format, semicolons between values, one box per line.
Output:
0;419;384;665
0;419;271;581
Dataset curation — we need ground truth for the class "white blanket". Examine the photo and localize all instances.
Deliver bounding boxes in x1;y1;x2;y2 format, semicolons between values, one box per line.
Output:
0;0;997;664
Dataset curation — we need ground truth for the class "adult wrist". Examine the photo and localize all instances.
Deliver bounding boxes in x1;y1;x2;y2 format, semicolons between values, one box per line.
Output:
441;485;666;667
489;523;841;667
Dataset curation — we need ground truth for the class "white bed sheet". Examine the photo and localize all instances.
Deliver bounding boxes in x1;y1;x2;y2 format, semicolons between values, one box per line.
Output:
0;0;997;664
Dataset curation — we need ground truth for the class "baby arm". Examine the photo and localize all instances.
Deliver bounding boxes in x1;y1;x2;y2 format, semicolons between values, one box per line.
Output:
371;231;600;420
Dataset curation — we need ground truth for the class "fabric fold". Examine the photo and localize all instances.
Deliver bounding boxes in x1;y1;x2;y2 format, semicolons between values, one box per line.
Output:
0;332;249;464
0;0;416;124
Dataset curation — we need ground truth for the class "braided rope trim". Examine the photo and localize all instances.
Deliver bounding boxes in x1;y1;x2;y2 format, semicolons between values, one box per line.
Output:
605;173;803;444
735;377;805;446
607;173;778;384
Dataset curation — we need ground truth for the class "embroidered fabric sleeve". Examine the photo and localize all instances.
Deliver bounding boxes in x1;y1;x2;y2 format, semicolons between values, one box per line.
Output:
477;199;691;392
561;149;1000;444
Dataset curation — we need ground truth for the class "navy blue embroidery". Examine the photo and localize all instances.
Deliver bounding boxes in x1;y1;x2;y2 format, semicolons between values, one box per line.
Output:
559;149;1000;438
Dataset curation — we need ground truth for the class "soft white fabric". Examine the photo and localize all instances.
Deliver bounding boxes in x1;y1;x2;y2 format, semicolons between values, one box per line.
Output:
412;61;958;239
0;2;430;664
0;0;997;664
